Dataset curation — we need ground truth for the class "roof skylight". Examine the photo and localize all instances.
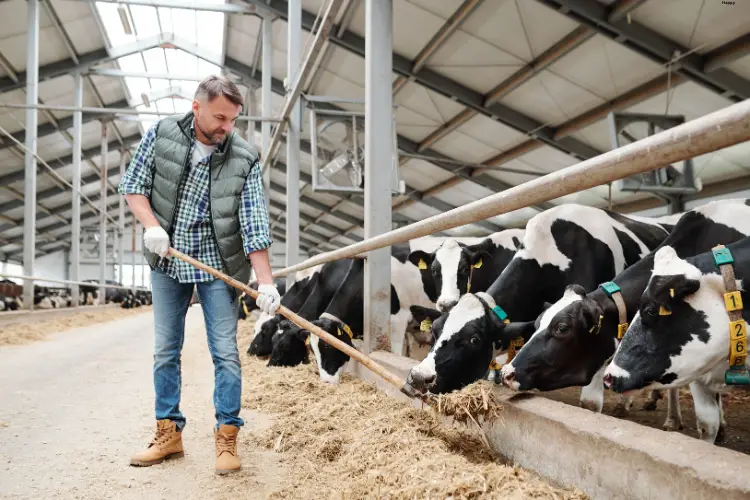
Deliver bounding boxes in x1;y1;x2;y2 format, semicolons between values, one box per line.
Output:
95;1;227;131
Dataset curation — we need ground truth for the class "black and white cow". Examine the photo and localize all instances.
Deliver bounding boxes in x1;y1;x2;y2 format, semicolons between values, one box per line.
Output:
268;258;401;381
268;241;442;383
407;229;524;313
406;203;676;395
603;236;750;443
248;260;353;356
501;199;750;421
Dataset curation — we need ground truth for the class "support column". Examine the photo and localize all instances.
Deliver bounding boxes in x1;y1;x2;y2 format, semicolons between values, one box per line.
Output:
71;72;83;307
261;14;273;210
22;0;40;310
131;217;137;293
285;0;301;290
246;87;257;148
99;122;108;304
118;150;126;281
363;0;393;354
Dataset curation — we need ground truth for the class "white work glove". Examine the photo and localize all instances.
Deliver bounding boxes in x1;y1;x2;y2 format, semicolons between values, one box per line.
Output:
256;284;281;315
144;226;170;258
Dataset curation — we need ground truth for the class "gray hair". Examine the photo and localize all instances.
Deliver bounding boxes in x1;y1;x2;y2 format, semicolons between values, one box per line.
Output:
194;75;244;108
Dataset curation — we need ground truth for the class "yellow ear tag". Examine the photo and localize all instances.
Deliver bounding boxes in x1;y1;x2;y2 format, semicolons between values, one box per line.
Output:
473;258;483;269
659;306;672;316
420;319;432;332
304;335;310;346
418;259;427;270
488;360;501;371
342;324;353;339
589;315;603;335
670;288;675;297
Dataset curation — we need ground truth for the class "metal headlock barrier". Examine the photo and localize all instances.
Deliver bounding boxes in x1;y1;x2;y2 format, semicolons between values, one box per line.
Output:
271;99;750;278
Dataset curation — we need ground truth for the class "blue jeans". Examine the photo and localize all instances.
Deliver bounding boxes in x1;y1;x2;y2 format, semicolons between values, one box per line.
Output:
150;268;243;430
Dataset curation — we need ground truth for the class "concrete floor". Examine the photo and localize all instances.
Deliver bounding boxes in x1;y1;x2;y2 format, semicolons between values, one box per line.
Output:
0;307;284;499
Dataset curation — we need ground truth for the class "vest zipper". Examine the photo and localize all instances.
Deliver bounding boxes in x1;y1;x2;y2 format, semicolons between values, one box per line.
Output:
207;160;231;276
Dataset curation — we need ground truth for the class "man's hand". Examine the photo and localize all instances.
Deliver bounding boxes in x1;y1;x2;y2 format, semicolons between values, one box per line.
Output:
144;226;170;258
256;284;281;315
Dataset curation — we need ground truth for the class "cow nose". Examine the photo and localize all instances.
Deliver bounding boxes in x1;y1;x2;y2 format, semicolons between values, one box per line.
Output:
437;300;458;312
408;371;437;391
502;371;515;387
603;373;613;389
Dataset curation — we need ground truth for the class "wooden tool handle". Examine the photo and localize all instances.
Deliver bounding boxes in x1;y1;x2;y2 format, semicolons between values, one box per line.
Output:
168;248;414;396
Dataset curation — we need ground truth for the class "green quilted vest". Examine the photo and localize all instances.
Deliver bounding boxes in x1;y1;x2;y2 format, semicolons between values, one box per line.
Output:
145;111;260;284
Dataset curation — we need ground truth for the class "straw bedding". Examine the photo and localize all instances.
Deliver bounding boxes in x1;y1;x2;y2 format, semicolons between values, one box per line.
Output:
237;320;588;500
0;306;153;346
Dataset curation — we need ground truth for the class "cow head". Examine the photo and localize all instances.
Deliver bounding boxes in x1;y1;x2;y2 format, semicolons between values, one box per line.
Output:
604;246;716;393
501;285;615;391
408;239;490;312
267;325;309;367
308;317;356;385
406;292;510;394
247;312;282;356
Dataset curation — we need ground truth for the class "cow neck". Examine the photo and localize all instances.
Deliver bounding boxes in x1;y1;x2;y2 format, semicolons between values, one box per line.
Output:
475;294;523;368
711;244;749;385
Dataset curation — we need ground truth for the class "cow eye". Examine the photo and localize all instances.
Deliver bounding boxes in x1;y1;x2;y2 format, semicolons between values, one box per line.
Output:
645;304;658;316
470;336;480;346
556;323;569;335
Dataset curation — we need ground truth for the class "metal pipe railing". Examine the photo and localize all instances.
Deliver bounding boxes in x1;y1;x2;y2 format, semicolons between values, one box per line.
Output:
0;103;282;122
272;99;750;277
0;272;149;292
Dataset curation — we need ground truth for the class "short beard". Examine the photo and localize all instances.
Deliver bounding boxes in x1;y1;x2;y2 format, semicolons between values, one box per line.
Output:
195;115;224;145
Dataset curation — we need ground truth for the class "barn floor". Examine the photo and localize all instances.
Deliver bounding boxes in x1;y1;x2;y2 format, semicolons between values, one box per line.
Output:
0;307;286;499
0;308;588;499
541;386;750;455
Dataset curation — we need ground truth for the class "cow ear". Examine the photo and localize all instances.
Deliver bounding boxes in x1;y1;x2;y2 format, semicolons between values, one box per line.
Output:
651;275;701;304
494;320;535;348
512;236;522;250
671;276;701;300
410;305;442;323
542;301;554;311
296;329;310;342
579;299;604;335
469;249;492;269
408;250;433;270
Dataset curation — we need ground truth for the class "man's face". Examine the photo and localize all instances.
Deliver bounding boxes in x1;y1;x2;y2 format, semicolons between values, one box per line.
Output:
192;95;242;145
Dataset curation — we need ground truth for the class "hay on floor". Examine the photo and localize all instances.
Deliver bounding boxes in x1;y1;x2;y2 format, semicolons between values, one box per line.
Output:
0;306;153;346
237;319;588;500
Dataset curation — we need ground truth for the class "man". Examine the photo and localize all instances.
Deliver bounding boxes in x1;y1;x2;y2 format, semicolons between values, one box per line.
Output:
119;75;281;475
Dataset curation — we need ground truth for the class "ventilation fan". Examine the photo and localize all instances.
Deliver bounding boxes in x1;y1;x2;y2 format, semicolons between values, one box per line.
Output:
315;116;365;190
308;101;405;194
608;112;701;195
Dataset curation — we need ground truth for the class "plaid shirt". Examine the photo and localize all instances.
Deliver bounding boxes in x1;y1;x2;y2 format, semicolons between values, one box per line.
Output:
118;121;272;283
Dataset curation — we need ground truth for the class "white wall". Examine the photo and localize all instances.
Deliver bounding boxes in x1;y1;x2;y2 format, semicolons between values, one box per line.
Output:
34;250;68;287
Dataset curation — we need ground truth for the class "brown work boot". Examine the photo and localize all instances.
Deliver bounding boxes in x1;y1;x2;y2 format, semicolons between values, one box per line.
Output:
214;424;241;474
130;419;184;466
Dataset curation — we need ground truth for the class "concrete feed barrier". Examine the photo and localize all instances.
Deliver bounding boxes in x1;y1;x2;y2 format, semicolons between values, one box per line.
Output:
348;351;750;500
